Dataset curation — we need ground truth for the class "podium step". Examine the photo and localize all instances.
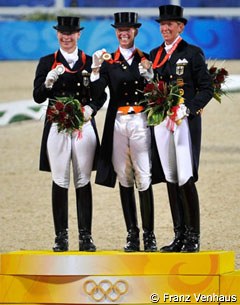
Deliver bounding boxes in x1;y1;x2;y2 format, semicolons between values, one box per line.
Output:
0;250;238;304
0;250;234;275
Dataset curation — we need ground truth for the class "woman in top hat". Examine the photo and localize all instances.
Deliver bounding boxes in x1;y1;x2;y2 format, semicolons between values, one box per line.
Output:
89;12;164;252
140;5;214;252
33;16;106;252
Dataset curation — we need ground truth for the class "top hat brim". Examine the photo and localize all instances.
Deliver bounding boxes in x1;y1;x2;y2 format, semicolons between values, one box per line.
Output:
155;17;187;25
53;25;84;32
111;22;142;28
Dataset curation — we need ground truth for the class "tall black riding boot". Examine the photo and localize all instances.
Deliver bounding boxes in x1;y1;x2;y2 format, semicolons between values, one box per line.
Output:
180;177;200;253
160;182;185;252
139;185;157;252
52;181;69;252
76;182;96;252
119;184;140;252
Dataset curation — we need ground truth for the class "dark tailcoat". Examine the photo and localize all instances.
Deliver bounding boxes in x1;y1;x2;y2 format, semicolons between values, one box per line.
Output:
33;50;105;172
150;39;214;181
90;51;165;187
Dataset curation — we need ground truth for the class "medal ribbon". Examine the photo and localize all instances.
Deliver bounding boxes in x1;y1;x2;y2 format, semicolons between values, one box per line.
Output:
51;50;86;73
152;37;182;69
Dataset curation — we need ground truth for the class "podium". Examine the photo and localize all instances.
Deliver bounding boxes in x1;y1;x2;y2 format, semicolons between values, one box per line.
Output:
0;250;239;304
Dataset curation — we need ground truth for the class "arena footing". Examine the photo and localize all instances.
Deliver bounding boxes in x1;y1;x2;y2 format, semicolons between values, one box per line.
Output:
0;250;239;304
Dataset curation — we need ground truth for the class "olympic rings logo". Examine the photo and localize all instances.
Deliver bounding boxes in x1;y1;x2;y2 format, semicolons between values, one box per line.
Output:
83;279;129;302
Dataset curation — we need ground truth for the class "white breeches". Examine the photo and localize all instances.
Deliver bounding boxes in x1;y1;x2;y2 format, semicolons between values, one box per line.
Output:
112;112;151;191
47;121;97;189
154;117;193;186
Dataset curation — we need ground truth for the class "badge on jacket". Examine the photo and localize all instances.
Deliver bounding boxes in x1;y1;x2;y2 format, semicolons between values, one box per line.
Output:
176;58;188;76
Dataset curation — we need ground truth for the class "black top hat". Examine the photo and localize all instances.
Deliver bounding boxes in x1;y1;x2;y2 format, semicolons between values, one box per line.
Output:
156;5;187;25
111;12;142;28
53;16;84;32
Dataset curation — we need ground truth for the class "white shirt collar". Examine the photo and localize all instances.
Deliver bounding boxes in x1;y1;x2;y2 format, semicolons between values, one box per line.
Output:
60;48;79;67
119;45;135;60
165;36;180;53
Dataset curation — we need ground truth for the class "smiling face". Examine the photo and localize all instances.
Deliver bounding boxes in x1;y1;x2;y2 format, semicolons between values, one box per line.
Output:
160;21;184;45
57;31;80;53
115;27;138;49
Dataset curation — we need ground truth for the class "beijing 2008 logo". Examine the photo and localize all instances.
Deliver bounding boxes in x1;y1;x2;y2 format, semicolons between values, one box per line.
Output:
83;279;129;302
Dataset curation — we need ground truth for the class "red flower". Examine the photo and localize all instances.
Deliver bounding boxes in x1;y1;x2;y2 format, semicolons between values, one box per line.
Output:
169;105;179;121
55;101;64;111
156;97;165;105
219;68;229;76
144;83;155;93
157;80;165;92
59;111;67;122
46;108;55;117
209;66;217;74
64;119;72;129
65;104;74;113
216;74;225;83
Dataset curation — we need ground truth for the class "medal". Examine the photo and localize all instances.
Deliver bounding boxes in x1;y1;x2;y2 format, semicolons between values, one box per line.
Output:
102;52;112;61
141;58;152;70
55;64;65;75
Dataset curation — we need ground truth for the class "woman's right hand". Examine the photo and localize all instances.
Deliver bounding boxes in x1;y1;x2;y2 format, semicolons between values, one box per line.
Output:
91;49;107;69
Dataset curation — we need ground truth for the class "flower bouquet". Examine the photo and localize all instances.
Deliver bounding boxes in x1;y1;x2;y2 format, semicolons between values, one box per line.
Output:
140;79;185;126
47;96;84;136
209;64;229;103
